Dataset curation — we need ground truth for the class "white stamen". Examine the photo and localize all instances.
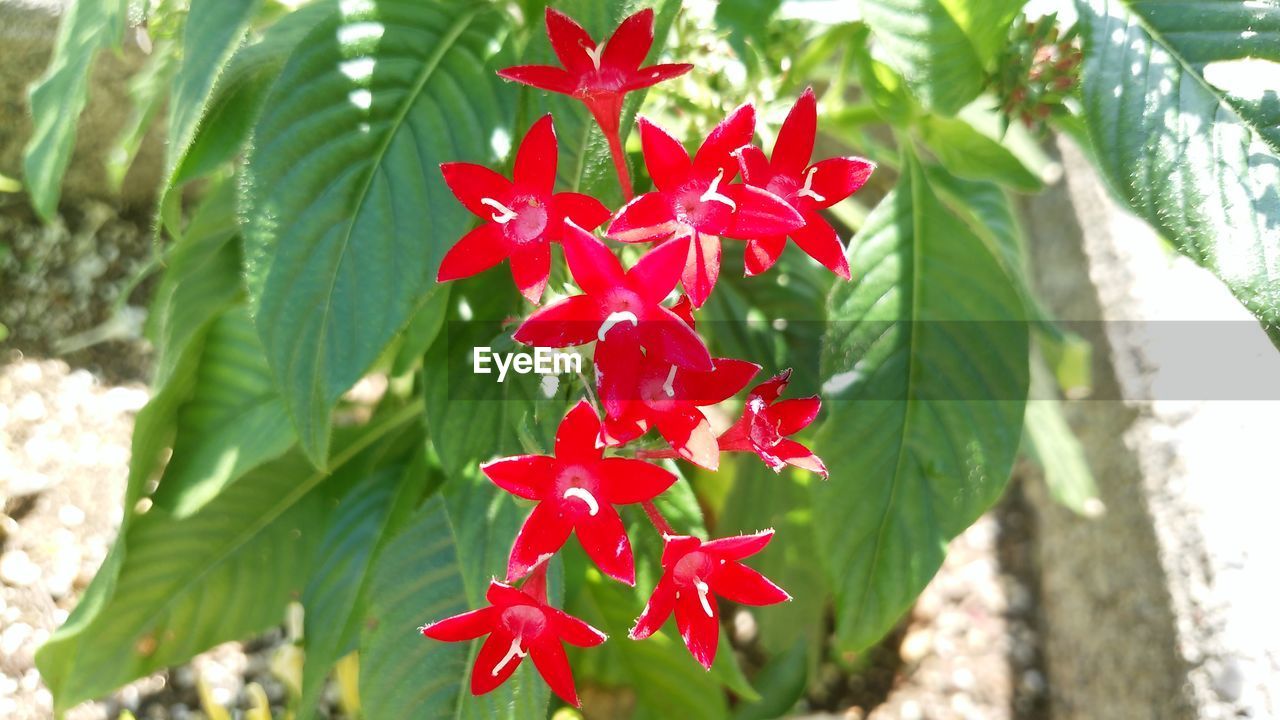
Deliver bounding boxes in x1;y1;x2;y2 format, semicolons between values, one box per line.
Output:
699;169;737;210
481;198;518;224
491;637;527;676
583;42;604;70
662;366;678;398
563;487;600;516
694;580;714;617
597;311;639;341
797;167;825;202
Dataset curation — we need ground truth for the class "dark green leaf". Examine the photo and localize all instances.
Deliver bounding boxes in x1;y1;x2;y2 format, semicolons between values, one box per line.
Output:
731;639;808;720
242;1;516;464
814;149;1028;651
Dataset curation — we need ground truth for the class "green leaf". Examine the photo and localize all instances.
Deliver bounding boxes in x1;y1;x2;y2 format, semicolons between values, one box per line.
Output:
1075;0;1280;346
918;115;1043;192
109;38;180;190
814;149;1028;652
391;285;451;376
23;0;129;220
242;1;515;465
150;307;295;517
1023;354;1100;516
731;639;808;720
856;0;1023;115
359;496;549;720
165;0;261;181
37;452;329;710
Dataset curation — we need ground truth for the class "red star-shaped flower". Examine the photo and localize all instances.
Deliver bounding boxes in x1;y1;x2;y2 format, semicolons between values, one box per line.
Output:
718;369;827;478
483;400;678;585
607;104;804;307
420;577;605;707
513;220;712;375
630;530;789;669
498;8;692;139
437;114;610;303
735;88;876;279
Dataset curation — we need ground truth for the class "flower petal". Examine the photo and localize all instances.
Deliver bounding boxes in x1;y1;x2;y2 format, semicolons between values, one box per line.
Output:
674;587;720;669
607;190;680;244
722;185;805;238
602;7;654;71
555;399;604;463
701;528;774;560
513;114;557;194
529;638;580;707
676;358;760;405
601;409;648;446
485;579;531;608
420;606;497;642
637;117;692;192
597;457;677;504
630;572;677;640
623;62;694;92
437;223;509;282
640;306;713;371
498;64;578;94
656;409;719;470
807;156;876;209
563;220;626;295
441;162;514;217
508;502;574;581
661;534;703;566
513;295;601;348
772;397;821;434
547;607;608;647
544;8;597;74
681;231;721;308
509;241;551;304
790;213;850;279
595;330;644;419
735;144;772;187
626;235;689;304
743;235;787;277
551;192;611;238
772;87;816;176
773;437;828;478
471;629;523;696
750;369;792;404
713;562;791;606
692;103;755;180
481;455;556;500
575;503;635;585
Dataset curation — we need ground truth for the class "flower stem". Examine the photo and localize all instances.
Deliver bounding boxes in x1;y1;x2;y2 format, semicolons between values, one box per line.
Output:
641;500;675;536
605;130;634;201
635;448;679;460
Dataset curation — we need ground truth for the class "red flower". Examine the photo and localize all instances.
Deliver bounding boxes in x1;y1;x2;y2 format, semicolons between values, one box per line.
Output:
437;114;609;303
420;578;606;707
483;400;678;585
718;369;827;478
601;352;760;471
630;530;789;669
513;220;712;374
498;8;692;138
735;88;876;279
607;105;804;307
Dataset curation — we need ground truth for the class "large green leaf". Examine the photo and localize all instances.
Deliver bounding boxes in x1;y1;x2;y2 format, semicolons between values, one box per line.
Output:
918;114;1043;192
813;149;1028;651
1076;0;1280;345
242;0;515;465
359;494;549;720
23;0;128;220
856;0;1024;115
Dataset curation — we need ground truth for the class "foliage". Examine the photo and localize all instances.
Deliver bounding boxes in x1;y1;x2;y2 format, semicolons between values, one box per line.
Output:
21;0;1277;717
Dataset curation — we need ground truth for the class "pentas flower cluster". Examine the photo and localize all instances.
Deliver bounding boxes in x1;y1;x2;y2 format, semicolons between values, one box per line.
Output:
420;6;873;707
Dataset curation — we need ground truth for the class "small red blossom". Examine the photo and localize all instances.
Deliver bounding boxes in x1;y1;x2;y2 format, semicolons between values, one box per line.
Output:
420;578;606;707
498;8;692;138
735;88;876;279
718;369;827;478
483;400;678;585
513;220;712;376
437;115;610;303
630;530;789;669
601;352;760;471
607;105;805;307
